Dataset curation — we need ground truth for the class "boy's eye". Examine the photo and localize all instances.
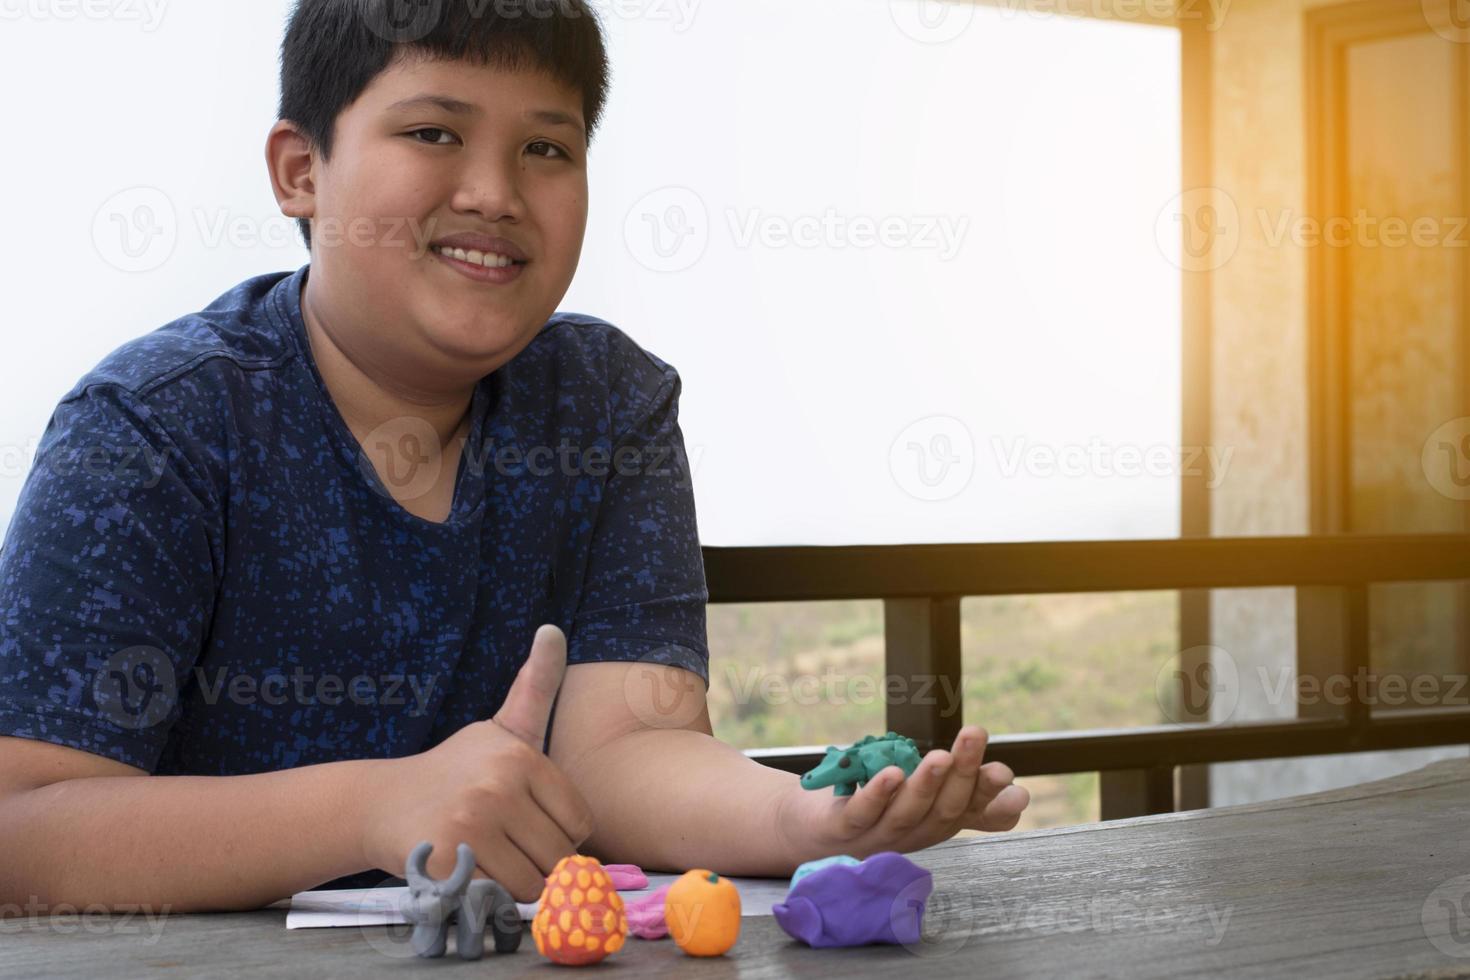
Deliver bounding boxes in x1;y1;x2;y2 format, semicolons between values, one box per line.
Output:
408;127;457;146
527;140;567;160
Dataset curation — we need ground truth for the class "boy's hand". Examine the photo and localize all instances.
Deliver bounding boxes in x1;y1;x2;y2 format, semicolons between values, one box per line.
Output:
359;624;595;902
775;725;1029;864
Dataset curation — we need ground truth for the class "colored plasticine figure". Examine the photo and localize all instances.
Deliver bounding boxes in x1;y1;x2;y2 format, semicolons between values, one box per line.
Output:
531;854;629;965
790;854;860;889
401;841;522;960
773;851;934;948
800;732;923;796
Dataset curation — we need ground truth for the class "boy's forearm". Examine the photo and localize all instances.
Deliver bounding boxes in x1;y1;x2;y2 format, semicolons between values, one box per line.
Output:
0;758;381;913
565;728;810;877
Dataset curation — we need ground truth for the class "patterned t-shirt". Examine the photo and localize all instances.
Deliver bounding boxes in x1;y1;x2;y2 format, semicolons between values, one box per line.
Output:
0;262;709;787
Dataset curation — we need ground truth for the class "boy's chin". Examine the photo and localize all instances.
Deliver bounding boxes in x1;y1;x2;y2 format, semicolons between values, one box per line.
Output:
420;313;538;365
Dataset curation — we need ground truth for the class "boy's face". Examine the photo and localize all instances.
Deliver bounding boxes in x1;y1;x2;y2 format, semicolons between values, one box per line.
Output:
302;52;588;379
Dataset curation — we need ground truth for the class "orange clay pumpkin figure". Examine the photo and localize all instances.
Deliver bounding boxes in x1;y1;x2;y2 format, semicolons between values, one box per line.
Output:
531;855;628;966
665;869;741;956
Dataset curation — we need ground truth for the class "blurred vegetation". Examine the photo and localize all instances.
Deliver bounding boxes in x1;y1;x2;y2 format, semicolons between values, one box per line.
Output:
706;591;1178;831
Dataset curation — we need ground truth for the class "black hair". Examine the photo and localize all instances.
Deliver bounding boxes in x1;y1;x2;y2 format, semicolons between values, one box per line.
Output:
277;0;610;249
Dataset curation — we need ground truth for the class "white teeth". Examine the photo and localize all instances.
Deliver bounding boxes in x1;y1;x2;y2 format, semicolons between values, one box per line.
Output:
435;245;516;269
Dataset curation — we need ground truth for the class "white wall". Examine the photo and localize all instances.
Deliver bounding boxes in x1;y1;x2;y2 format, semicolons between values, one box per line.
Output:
2;0;1183;549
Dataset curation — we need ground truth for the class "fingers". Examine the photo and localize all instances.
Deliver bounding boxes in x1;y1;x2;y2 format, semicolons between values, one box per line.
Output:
976;759;1015;800
832;765;907;837
973;782;1030;831
875;749;954;836
523;749;597;848
957;760;1029;831
474;832;548;902
419;836;540;901
504;793;581;879
928;725;988;823
492;624;567;750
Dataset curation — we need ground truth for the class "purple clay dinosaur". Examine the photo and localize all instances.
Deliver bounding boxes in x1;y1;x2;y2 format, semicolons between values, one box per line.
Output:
772;851;934;948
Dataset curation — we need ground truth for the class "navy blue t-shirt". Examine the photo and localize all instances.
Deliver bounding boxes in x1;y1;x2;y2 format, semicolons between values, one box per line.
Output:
0;262;709;789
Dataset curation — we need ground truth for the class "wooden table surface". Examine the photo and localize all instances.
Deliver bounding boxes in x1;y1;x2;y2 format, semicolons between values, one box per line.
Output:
6;758;1470;979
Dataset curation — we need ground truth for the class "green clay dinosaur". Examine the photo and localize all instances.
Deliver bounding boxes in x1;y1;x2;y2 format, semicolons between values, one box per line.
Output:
799;731;923;796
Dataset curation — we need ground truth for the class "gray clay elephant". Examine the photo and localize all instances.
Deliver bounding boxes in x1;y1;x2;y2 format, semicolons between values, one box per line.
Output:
401;840;523;959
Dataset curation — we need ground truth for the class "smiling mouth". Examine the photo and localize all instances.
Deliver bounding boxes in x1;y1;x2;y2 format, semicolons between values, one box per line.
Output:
430;244;527;269
429;245;528;284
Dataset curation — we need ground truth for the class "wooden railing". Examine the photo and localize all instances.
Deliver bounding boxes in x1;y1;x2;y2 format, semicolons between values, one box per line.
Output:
710;534;1470;819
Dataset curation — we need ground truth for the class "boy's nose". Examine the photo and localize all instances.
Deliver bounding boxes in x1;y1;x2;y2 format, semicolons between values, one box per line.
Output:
451;166;527;224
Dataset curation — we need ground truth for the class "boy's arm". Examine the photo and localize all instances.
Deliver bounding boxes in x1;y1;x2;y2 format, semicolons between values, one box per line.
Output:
549;661;1031;877
0;736;378;912
0;625;598;913
0;628;596;910
548;661;801;876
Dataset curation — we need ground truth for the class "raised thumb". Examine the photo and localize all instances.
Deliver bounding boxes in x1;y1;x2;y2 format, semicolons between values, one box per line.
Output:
492;623;568;750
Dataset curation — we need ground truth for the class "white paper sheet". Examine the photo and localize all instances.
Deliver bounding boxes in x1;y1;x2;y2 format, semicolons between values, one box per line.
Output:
284;872;791;928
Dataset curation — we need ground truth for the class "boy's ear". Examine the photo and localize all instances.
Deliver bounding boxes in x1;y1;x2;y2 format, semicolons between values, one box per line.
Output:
265;119;317;222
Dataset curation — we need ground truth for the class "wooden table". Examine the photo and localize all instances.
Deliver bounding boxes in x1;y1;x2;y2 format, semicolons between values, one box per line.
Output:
6;758;1470;979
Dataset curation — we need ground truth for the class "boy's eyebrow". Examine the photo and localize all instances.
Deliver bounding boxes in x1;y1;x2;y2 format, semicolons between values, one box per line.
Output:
385;94;480;116
384;94;587;140
527;109;587;141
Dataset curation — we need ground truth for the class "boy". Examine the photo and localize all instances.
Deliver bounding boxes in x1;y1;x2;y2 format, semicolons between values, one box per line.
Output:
0;0;1027;913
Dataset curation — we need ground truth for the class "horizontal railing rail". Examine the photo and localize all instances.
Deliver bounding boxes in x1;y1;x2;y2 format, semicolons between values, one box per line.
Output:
710;534;1470;818
703;534;1470;601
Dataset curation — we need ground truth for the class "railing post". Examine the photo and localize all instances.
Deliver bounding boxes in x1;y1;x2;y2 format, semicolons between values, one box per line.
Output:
1176;592;1212;810
883;597;963;752
1100;767;1176;820
1295;584;1372;727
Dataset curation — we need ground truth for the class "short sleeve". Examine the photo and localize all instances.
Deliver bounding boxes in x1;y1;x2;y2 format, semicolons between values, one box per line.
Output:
565;367;710;689
0;384;221;771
